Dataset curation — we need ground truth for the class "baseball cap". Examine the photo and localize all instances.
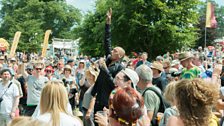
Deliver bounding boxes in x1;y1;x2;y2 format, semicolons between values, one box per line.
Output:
26;65;33;70
67;59;74;64
171;60;180;67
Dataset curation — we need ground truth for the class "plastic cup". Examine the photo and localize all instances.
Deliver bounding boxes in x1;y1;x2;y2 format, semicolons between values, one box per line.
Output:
96;110;107;116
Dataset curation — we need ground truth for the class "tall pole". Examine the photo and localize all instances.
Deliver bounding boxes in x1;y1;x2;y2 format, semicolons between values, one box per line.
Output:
204;0;208;48
205;27;207;48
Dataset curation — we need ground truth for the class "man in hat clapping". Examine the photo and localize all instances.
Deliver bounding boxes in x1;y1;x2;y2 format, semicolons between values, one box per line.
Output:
178;52;201;79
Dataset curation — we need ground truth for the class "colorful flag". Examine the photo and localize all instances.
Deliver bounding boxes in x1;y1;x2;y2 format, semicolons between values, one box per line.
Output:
206;2;217;28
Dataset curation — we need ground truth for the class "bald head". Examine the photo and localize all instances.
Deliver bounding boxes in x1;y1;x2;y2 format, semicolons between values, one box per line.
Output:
116;47;125;58
111;46;125;61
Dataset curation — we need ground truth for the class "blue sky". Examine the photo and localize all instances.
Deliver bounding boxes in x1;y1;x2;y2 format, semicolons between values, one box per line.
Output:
67;0;224;13
66;0;95;13
201;0;224;6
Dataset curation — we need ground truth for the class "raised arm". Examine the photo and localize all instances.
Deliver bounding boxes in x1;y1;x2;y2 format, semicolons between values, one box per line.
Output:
104;8;112;58
20;63;28;80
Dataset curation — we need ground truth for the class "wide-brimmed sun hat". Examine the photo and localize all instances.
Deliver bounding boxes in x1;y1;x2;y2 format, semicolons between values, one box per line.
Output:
150;61;164;72
178;52;194;62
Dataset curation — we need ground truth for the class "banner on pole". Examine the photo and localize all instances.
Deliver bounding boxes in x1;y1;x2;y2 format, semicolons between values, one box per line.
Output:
41;30;51;57
9;31;21;58
206;2;217;28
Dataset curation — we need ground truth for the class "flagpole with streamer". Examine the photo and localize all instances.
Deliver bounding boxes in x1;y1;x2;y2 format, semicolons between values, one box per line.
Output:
205;1;217;48
205;0;208;48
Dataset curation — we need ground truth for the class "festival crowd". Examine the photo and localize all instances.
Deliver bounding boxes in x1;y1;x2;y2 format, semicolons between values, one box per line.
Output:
1;9;224;126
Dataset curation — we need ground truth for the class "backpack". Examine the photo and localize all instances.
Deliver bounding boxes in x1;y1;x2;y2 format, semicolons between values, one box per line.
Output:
142;87;170;126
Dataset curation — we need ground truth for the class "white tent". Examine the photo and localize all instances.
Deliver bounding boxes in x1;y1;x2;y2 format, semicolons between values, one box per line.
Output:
51;38;79;56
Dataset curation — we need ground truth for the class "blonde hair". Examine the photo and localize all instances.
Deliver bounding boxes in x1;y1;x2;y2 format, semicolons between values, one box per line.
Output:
175;79;219;126
8;116;47;126
40;81;69;126
164;81;176;105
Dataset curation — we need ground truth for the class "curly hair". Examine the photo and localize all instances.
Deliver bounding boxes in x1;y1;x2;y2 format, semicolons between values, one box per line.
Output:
175;79;219;126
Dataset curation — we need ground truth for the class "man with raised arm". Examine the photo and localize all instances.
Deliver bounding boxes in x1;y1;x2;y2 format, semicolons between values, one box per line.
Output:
20;61;48;116
91;8;125;125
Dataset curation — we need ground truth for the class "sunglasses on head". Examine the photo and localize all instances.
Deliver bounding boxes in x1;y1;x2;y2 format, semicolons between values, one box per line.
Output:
35;68;42;71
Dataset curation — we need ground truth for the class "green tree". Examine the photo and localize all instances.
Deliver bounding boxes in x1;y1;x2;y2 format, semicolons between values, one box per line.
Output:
78;0;201;58
0;0;81;52
215;5;224;39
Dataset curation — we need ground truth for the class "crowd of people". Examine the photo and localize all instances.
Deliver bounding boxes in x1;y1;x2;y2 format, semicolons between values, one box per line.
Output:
1;8;224;126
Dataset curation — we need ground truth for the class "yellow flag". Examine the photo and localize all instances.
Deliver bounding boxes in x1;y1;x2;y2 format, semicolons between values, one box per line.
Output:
206;2;217;28
206;2;212;27
9;31;21;58
41;30;51;57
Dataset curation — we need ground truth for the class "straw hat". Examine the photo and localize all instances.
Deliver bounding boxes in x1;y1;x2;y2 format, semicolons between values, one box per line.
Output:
150;61;164;72
86;65;99;81
178;52;194;62
64;65;72;70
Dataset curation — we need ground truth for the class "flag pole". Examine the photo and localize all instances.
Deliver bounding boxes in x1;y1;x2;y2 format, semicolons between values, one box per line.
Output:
204;0;207;48
205;26;207;48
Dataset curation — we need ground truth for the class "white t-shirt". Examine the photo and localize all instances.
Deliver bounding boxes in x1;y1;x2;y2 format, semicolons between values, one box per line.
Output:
0;81;19;115
36;112;82;126
27;75;48;105
32;103;73;118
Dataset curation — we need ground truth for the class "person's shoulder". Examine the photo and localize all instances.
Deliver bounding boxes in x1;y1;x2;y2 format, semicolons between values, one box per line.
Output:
143;86;161;97
167;116;184;126
40;76;49;81
36;113;51;122
11;82;18;87
164;107;178;115
60;113;83;126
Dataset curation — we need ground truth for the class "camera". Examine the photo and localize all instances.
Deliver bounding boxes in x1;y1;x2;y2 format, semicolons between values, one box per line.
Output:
70;88;77;94
62;78;73;87
0;97;3;104
171;71;181;77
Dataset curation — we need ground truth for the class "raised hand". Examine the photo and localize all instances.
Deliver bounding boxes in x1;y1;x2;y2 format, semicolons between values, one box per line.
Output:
106;8;112;24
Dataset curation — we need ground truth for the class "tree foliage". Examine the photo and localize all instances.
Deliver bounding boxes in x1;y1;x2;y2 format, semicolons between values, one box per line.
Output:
0;0;81;52
78;0;201;58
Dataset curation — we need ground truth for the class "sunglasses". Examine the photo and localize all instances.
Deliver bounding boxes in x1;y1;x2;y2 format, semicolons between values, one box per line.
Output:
46;70;52;73
35;68;42;71
27;69;33;71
